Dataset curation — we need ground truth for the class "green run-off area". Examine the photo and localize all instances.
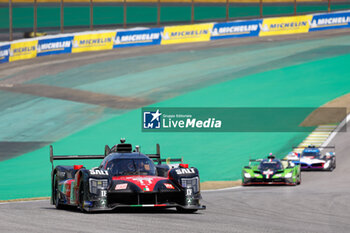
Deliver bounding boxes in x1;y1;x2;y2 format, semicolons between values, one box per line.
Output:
1;52;350;200
1;3;350;30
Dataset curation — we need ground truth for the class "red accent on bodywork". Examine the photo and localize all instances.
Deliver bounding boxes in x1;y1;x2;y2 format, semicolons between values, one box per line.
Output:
113;176;168;192
179;164;188;168
64;179;74;203
74;165;83;170
74;173;81;205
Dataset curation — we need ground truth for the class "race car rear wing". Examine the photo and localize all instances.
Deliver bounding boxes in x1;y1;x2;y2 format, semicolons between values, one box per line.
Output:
49;145;105;170
293;145;335;149
248;158;300;167
50;143;183;170
248;159;263;166
146;144;183;165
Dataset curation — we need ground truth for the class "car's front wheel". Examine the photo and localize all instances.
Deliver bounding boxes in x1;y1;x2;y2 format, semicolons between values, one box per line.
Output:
297;174;301;185
53;174;63;209
78;180;88;212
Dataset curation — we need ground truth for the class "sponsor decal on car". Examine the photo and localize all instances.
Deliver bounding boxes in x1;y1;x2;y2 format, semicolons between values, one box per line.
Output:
115;183;128;190
262;169;274;179
176;168;196;175
90;169;109;175
164;183;175;189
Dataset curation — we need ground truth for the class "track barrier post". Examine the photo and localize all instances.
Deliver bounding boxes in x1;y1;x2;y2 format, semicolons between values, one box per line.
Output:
9;0;13;41
60;0;64;33
226;0;229;21
191;0;194;24
157;0;160;26
34;0;37;37
90;0;94;30
123;0;127;28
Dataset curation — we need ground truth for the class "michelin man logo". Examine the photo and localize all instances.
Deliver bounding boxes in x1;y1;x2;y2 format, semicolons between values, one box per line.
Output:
259;23;269;32
143;109;162;129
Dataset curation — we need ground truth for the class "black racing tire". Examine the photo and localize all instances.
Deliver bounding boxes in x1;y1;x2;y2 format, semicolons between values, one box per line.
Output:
78;179;87;212
53;174;64;209
297;174;301;185
176;207;198;213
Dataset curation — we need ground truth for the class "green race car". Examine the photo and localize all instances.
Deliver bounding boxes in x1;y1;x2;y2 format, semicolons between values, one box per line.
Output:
242;155;301;186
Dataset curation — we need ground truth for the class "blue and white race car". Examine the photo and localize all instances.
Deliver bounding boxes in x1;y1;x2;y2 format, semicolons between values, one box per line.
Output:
288;145;336;171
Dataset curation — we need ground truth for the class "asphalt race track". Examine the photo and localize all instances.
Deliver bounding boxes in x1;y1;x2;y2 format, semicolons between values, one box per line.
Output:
0;121;349;233
1;29;350;232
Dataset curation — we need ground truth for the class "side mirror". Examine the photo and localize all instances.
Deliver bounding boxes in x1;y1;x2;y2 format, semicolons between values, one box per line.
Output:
104;145;110;157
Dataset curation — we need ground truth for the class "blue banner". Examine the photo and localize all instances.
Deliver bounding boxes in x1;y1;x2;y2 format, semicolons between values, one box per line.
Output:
211;20;262;40
113;28;164;48
0;44;10;63
37;36;74;57
309;12;350;31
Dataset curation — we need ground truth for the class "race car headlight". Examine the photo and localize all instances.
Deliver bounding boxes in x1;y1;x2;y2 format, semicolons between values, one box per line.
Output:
181;177;199;193
284;172;293;178
244;172;251;178
89;178;108;194
324;161;330;168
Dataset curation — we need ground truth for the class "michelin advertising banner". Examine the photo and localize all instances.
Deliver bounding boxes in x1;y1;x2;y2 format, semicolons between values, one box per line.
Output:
259;15;312;36
37;36;73;57
309;11;350;31
72;32;116;53
211;20;262;40
2;10;350;64
114;28;164;48
0;44;10;64
161;23;213;45
9;40;38;62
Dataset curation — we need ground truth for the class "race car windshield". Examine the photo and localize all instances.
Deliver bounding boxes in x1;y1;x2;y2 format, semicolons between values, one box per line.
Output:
302;151;320;158
259;161;282;170
106;158;156;176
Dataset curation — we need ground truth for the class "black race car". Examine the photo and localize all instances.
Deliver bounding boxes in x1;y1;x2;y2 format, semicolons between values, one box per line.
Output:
50;139;206;213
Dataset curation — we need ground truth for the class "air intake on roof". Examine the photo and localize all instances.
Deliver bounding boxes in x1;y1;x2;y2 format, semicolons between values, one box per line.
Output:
116;143;132;152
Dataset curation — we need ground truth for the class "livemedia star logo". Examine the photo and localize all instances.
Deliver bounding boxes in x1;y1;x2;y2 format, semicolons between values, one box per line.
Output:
143;109;162;129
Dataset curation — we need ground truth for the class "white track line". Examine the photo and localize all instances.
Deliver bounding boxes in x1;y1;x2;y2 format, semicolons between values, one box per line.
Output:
321;114;350;148
203;186;242;192
0;199;48;205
